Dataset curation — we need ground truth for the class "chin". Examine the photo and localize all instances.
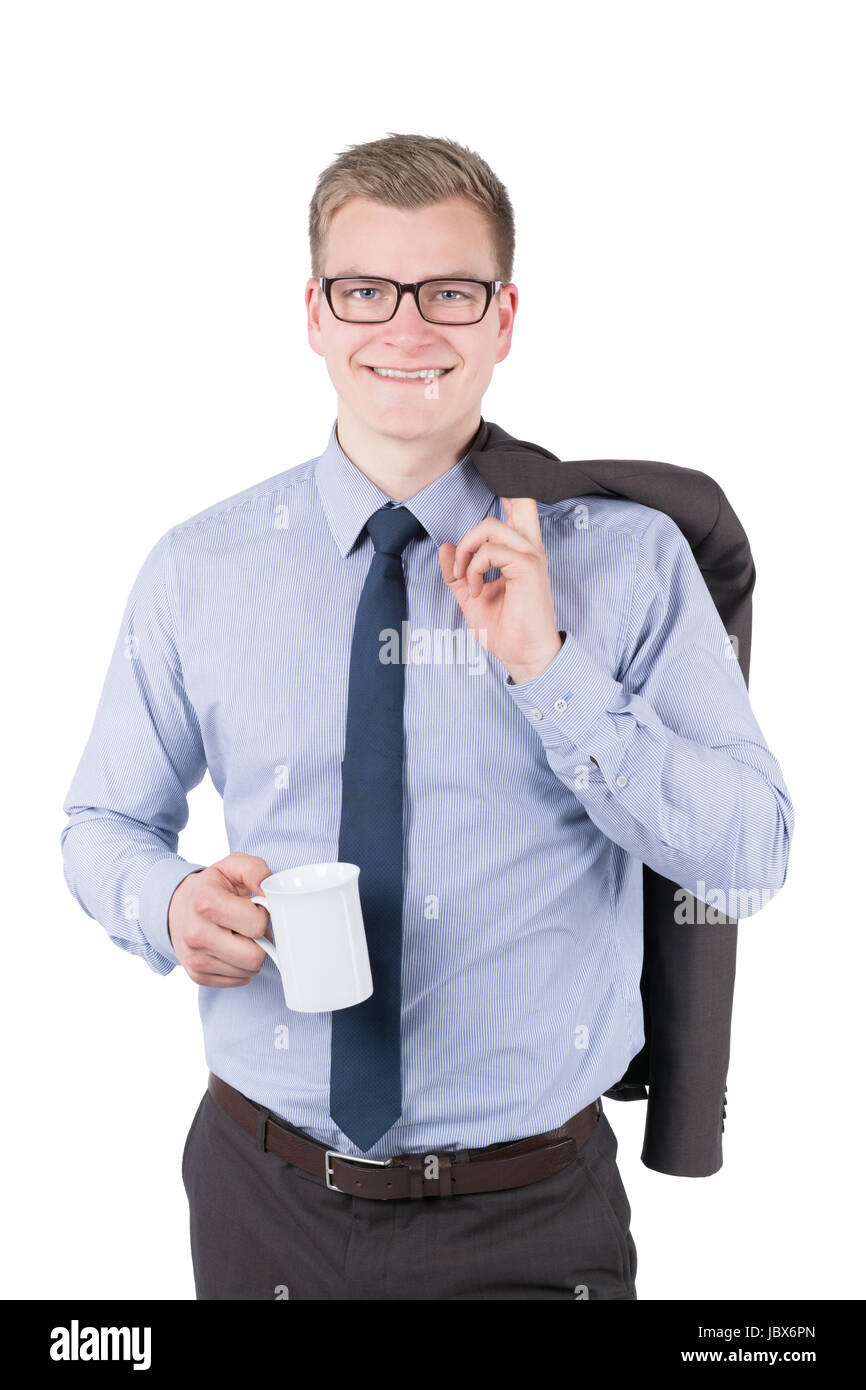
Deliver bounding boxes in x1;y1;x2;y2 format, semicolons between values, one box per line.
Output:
354;389;456;429
362;408;452;440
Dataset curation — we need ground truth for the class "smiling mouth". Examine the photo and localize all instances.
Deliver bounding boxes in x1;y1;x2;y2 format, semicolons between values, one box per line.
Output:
364;365;454;381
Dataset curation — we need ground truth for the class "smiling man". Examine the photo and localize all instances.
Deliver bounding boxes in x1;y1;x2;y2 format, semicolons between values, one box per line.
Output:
61;132;793;1301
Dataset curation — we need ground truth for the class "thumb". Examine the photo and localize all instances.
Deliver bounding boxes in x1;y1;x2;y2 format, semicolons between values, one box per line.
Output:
438;542;470;606
438;540;457;580
439;542;475;619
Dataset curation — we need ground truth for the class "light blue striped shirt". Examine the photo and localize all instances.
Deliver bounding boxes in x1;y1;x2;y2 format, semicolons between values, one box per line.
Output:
61;418;794;1158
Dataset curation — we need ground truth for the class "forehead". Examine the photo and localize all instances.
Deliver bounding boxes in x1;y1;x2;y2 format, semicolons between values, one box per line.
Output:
323;195;496;278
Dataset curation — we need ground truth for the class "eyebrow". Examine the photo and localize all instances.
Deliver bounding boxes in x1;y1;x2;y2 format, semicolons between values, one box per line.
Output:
329;269;491;280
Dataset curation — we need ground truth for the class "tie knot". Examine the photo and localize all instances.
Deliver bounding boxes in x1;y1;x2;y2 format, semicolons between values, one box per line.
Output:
366;505;426;557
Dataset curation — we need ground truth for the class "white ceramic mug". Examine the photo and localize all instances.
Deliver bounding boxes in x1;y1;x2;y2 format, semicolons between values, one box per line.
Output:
250;862;372;1012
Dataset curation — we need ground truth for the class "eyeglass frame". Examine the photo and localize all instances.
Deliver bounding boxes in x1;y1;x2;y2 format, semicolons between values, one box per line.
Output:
318;275;504;325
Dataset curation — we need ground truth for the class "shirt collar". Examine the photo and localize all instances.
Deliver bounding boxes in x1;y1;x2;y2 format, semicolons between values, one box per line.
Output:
314;418;497;557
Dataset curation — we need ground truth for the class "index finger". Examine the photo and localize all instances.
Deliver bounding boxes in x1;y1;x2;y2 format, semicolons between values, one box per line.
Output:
194;883;270;939
502;496;543;547
452;514;535;579
195;917;273;973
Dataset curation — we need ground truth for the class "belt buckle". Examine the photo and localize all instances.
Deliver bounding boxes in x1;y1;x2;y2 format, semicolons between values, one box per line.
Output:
325;1148;392;1193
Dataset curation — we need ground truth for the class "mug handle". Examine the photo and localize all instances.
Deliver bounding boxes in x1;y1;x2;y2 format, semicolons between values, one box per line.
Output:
250;895;278;963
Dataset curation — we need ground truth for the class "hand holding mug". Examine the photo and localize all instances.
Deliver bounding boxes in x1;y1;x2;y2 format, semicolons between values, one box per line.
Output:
167;851;273;987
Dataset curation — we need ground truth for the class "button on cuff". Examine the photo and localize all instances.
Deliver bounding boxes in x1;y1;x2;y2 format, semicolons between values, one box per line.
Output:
505;631;623;749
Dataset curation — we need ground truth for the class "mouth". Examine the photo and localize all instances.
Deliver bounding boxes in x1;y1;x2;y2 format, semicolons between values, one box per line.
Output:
363;365;454;383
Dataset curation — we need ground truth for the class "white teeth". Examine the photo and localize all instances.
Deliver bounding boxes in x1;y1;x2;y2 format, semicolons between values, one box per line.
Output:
371;367;449;379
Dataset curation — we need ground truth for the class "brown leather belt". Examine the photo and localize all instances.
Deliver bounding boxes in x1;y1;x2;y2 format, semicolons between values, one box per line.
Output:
207;1072;600;1200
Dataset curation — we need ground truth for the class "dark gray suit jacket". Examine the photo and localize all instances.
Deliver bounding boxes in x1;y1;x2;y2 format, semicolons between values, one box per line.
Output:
468;417;755;1177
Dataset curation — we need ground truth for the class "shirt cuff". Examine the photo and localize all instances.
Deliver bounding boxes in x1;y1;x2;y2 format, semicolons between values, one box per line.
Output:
137;856;207;967
505;630;623;753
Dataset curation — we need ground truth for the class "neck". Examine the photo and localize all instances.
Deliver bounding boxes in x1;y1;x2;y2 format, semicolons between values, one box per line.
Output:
335;402;483;501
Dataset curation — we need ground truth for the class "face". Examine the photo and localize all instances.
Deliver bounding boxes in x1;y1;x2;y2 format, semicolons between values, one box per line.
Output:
306;195;517;446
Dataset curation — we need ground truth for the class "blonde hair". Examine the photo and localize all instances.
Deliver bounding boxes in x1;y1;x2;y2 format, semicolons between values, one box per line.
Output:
308;132;515;282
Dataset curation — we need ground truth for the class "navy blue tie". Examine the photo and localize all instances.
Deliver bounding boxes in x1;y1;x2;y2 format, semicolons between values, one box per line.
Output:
329;504;427;1151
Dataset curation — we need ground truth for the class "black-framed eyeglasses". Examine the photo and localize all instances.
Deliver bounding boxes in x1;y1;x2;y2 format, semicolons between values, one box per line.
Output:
319;276;503;325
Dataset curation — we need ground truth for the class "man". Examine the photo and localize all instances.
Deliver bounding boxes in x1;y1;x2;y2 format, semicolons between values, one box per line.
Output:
61;133;794;1300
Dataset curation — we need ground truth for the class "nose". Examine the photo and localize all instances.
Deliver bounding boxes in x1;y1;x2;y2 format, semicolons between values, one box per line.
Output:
384;288;438;338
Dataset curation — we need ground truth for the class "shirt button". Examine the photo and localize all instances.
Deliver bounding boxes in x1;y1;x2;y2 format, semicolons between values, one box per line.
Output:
530;708;543;721
615;774;628;787
554;698;568;711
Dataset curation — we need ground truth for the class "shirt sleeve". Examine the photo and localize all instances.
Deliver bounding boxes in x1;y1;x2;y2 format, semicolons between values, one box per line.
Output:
505;509;794;916
61;531;208;973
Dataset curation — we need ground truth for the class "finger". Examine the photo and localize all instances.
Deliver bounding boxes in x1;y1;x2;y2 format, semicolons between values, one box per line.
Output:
228;900;273;940
452;517;535;580
190;882;271;939
439;542;510;628
453;518;535;578
502;496;543;547
464;543;537;596
216;852;273;894
438;541;486;599
187;914;273;968
188;970;255;989
195;946;262;977
193;961;257;982
438;541;458;585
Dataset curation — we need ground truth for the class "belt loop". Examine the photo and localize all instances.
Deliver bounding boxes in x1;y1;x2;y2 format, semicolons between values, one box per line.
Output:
255;1105;269;1153
407;1155;424;1199
438;1153;453;1198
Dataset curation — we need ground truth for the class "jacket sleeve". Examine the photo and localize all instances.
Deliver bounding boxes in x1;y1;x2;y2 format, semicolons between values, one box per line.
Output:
505;509;794;914
61;532;208;973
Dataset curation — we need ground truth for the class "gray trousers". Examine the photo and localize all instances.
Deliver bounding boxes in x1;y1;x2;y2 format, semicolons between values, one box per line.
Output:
182;1087;638;1300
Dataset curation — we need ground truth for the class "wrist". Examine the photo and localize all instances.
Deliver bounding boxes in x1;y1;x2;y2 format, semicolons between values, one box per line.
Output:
505;630;566;686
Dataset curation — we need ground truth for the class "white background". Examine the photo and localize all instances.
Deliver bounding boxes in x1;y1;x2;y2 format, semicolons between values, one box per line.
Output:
2;0;862;1301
